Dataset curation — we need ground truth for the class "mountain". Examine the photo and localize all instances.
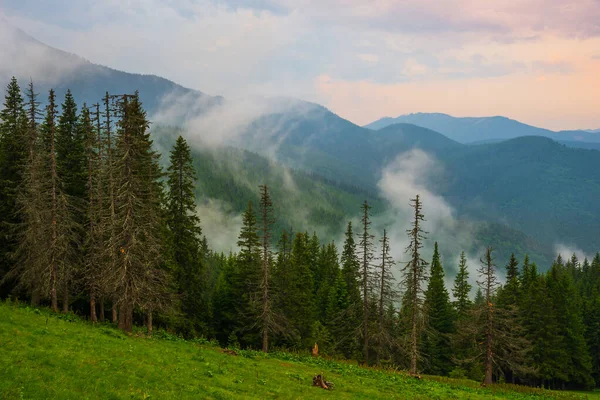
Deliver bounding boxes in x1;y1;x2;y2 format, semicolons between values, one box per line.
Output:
154;126;555;267
436;136;600;251
244;119;600;253
364;113;600;144
1;25;596;260
0;22;221;115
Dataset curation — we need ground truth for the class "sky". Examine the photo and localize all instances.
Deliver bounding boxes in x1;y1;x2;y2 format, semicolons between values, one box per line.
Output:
1;0;600;130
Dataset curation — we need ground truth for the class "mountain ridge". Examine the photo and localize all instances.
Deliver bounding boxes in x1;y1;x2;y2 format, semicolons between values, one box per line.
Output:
365;112;600;144
0;22;220;115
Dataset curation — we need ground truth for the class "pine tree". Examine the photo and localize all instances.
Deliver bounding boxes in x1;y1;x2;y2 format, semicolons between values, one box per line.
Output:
401;195;428;375
452;251;472;318
423;242;454;375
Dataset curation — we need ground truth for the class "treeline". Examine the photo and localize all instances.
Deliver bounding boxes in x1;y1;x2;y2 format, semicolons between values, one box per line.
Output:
0;78;599;391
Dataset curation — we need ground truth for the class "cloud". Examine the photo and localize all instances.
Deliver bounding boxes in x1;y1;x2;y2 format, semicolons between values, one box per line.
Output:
2;0;600;130
554;243;593;264
0;22;86;85
371;149;488;296
402;59;430;77
358;54;379;65
196;199;244;254
152;90;321;162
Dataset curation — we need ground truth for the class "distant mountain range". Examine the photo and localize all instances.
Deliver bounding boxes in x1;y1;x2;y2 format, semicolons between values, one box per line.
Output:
365;113;600;144
2;23;600;259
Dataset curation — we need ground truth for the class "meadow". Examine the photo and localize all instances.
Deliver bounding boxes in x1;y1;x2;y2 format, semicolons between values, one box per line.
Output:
1;301;598;400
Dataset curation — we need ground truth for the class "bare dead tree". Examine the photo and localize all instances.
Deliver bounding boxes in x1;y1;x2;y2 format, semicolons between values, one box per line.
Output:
401;195;429;375
375;229;397;366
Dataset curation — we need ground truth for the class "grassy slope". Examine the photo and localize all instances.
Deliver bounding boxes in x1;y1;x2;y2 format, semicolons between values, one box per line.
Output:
1;303;597;400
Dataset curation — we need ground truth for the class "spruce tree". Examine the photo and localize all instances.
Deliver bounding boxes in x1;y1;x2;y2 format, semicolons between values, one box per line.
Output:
79;104;101;321
258;184;276;352
166;136;204;334
358;200;375;363
9;81;47;303
498;253;519;308
423;242;454;375
0;77;26;295
452;251;472;318
478;247;499;385
284;232;315;349
107;94;170;331
41;89;78;312
470;248;531;385
375;229;396;366
55;90;85;312
236;200;262;346
546;260;594;388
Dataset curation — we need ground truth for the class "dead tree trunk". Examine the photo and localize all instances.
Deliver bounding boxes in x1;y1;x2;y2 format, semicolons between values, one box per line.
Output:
62;281;69;313
147;310;153;336
99;298;105;323
90;293;97;323
112;300;118;324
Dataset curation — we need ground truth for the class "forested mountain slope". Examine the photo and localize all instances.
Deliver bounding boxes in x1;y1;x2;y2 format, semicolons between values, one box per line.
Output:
154;126;554;268
0;23;220;115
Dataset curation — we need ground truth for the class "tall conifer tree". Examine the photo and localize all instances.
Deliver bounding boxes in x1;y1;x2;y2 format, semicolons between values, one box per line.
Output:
401;195;428;375
166;136;204;334
423;242;454;375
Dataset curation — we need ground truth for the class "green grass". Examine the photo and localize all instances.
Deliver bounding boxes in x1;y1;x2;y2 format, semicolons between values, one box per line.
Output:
0;301;595;399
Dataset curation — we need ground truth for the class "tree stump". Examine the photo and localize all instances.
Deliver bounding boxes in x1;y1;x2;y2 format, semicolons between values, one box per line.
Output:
311;343;319;357
312;374;333;390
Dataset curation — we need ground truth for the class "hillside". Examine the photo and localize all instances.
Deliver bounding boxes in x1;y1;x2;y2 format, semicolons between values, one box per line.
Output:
437;137;600;251
365;113;600;144
153;126;554;267
0;23;220;116
251;120;600;254
1;302;594;400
